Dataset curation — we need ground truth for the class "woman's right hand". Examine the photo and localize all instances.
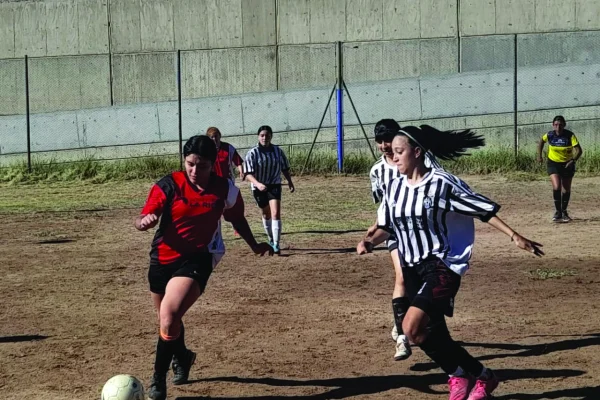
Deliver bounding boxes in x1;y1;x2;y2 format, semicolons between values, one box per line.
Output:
537;156;543;164
356;240;374;255
513;233;544;257
255;183;267;192
136;214;158;231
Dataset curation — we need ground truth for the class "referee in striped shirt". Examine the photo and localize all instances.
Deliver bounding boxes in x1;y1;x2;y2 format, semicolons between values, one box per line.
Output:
359;125;543;399
361;119;445;362
243;125;295;254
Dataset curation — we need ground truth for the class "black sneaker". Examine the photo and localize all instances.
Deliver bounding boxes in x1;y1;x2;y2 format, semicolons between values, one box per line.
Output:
172;349;196;385
562;210;572;222
147;373;167;400
552;211;562;222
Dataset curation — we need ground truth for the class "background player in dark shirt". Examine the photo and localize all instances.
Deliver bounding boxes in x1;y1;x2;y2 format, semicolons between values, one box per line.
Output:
135;135;272;400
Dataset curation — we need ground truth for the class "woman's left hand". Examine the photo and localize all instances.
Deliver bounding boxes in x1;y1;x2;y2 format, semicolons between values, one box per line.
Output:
252;242;274;256
288;182;295;193
513;233;544;257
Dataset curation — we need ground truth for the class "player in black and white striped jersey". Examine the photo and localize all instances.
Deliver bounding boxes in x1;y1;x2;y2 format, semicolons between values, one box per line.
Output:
360;125;543;399
361;119;445;362
243;125;295;255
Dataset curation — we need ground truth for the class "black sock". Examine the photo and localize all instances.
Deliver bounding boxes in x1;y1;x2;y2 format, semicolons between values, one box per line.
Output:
418;319;459;375
562;191;571;212
553;190;561;212
154;336;174;375
392;297;410;336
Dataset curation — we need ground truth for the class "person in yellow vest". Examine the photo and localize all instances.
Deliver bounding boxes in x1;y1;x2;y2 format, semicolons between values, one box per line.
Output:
537;116;583;222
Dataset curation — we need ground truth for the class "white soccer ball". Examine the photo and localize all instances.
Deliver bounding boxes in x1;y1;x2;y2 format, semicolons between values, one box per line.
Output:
100;374;145;400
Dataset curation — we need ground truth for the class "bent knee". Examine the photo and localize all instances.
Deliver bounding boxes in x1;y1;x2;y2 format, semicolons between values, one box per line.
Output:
402;321;426;345
159;313;181;337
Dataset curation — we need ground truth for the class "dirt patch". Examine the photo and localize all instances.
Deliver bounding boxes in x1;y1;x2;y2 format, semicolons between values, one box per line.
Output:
1;176;599;399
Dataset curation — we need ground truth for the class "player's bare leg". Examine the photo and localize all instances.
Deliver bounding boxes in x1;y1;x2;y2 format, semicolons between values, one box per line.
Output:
390;251;411;360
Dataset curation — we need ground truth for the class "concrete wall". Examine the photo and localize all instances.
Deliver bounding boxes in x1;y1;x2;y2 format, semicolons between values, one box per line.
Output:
2;63;599;164
1;0;600;165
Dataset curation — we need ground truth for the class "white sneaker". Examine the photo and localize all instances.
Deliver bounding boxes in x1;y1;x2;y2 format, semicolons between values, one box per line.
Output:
394;335;412;361
391;324;399;342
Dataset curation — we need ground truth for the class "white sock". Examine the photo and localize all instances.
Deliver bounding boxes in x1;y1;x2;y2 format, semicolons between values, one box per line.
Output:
449;367;466;377
272;220;282;246
262;218;273;242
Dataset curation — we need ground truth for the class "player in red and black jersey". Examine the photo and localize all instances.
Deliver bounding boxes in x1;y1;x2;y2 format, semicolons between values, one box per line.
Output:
135;135;272;400
206;126;244;182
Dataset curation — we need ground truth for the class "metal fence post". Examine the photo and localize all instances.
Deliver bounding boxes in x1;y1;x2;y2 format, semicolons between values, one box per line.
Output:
25;55;31;173
177;49;183;170
513;34;518;160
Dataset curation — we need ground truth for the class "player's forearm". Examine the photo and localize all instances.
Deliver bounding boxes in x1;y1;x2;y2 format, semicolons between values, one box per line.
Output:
245;174;261;186
231;218;259;248
365;228;390;247
487;216;517;240
282;170;293;185
536;142;544;159
573;146;582;161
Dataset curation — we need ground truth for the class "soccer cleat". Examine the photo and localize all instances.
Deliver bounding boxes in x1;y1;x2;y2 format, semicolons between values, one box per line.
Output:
467;372;499;400
552;211;562;222
272;243;281;255
394;335;412;361
172;349;196;385
562;210;572;222
448;376;474;400
391;324;399;342
147;373;167;400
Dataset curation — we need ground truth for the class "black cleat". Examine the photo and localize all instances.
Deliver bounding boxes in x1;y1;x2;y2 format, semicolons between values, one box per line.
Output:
552;211;562;222
172;349;196;385
562;210;572;222
147;373;167;400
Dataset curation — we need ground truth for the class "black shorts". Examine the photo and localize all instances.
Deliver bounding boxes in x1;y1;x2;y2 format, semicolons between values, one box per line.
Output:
148;253;213;295
547;160;575;178
252;184;282;208
402;257;461;319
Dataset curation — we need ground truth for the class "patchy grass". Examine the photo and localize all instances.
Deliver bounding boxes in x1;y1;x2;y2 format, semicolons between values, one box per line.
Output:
526;268;577;280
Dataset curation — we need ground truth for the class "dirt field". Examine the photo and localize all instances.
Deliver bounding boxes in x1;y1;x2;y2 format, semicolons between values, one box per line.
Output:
1;176;600;399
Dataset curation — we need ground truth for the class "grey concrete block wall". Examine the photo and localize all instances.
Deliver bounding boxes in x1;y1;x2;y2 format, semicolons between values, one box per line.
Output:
0;58;25;115
28;55;111;113
0;0;109;59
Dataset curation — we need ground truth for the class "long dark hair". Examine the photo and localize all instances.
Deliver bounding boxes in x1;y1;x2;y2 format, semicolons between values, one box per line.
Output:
257;125;273;136
183;135;217;163
374;119;400;143
398;125;485;161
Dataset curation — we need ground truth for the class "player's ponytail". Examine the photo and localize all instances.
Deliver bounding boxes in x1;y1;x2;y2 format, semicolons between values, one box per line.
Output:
399;125;485;161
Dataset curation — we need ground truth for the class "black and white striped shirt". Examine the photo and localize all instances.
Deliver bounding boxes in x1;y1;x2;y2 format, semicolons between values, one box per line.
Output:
377;169;499;275
243;144;290;189
370;153;444;204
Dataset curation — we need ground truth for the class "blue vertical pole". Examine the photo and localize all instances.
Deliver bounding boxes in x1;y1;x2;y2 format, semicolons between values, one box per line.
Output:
336;41;343;172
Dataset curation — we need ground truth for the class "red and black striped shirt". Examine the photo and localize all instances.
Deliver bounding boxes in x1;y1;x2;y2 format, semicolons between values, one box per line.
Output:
141;171;243;264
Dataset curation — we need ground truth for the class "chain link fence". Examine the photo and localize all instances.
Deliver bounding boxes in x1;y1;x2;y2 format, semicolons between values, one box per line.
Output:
1;36;599;173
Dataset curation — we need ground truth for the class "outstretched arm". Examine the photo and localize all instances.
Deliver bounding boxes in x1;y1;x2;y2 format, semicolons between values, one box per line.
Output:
487;216;544;257
224;192;272;256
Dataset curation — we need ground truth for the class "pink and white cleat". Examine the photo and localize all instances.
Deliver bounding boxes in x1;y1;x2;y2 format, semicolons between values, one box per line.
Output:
467;373;499;400
448;376;474;400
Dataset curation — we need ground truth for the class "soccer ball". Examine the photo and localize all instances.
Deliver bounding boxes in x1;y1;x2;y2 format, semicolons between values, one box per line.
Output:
100;374;145;400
